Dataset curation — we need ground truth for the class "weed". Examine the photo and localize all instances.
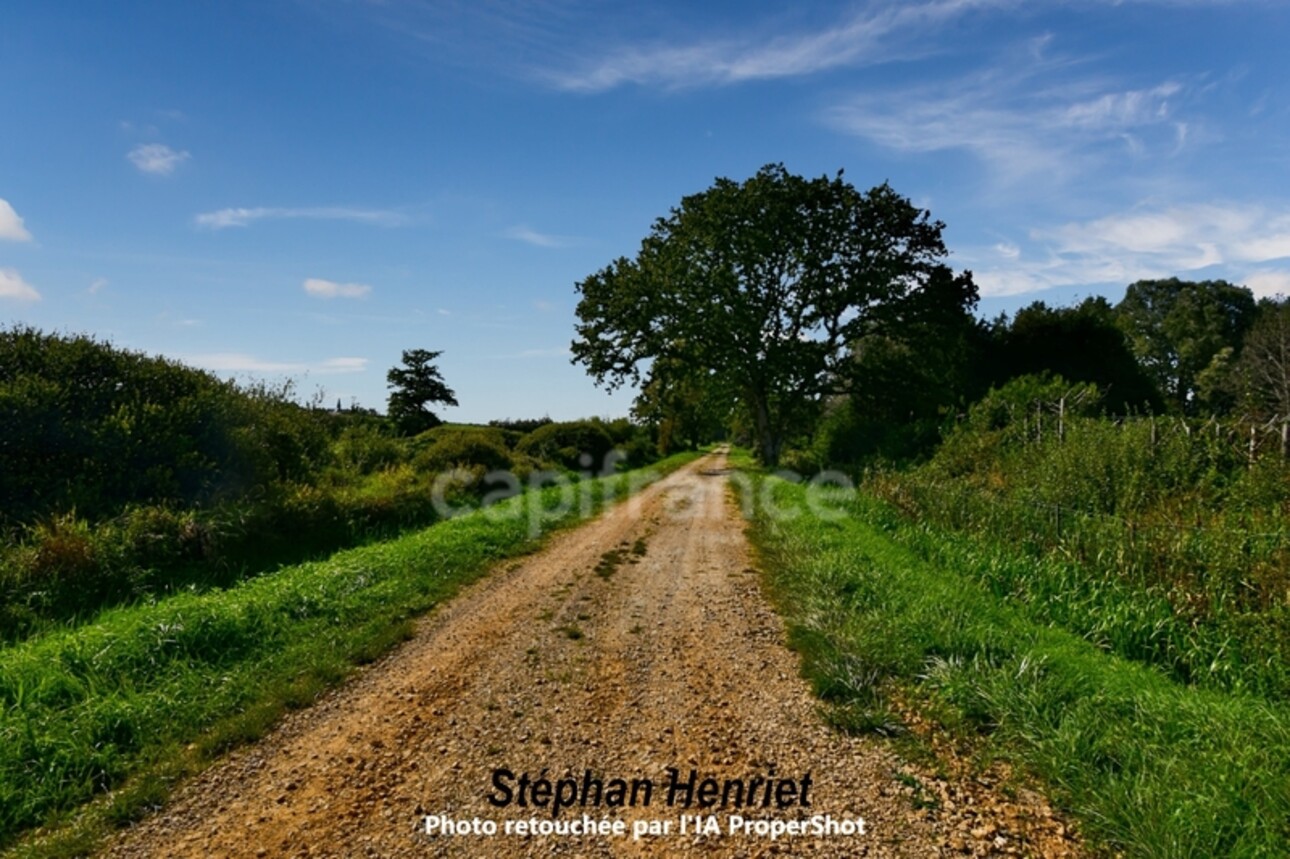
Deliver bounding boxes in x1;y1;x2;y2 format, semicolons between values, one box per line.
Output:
594;549;626;579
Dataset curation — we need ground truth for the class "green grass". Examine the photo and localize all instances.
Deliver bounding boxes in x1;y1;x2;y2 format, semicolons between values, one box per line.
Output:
868;413;1290;703
0;451;699;857
742;463;1290;858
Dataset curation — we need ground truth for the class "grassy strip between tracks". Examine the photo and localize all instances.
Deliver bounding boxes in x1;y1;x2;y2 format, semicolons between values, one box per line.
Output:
0;451;701;858
740;462;1290;858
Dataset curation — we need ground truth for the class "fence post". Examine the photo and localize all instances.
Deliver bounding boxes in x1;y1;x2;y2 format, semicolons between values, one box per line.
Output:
1282;418;1288;459
1250;424;1258;467
1058;397;1066;444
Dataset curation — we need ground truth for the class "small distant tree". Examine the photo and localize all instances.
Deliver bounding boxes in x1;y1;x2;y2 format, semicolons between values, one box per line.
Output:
386;349;458;436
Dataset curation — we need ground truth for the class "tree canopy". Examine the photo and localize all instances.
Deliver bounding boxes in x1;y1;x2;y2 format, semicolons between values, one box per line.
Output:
570;164;976;465
1114;278;1257;414
993;297;1164;414
386;349;458;436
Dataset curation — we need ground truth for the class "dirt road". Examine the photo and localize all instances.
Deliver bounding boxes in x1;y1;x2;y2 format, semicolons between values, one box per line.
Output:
103;452;1078;857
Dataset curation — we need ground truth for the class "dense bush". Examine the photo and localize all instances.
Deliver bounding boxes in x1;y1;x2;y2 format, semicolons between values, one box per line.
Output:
330;422;407;475
0;327;330;528
412;430;514;473
515;420;617;471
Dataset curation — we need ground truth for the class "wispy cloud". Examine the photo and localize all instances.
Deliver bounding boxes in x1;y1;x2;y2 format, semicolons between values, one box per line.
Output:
303;277;372;299
504;225;579;248
970;201;1290;297
0;268;40;302
0;198;33;242
194;206;406;229
544;0;1005;92
826;70;1189;182
88;277;108;294
127;143;190;175
185;353;369;374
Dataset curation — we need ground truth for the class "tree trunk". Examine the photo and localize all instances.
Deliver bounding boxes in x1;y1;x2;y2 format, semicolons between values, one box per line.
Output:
750;392;780;467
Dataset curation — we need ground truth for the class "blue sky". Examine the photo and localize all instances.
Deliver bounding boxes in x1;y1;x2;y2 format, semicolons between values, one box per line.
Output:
3;1;1289;422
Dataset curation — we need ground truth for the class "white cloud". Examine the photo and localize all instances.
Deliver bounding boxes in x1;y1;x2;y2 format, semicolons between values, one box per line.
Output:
1058;82;1182;130
185;353;369;374
194;206;406;229
303;278;372;299
1245;271;1290;299
546;0;1005;92
504;225;577;248
0;198;33;242
970;202;1290;298
127;143;190;175
1040;203;1290;267
826;74;1188;182
0;268;40;302
88;277;108;294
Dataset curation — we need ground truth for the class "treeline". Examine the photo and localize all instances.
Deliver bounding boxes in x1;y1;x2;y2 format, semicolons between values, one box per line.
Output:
0;327;659;640
803;278;1287;467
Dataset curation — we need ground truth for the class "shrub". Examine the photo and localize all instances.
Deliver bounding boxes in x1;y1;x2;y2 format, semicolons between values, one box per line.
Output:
515;421;616;471
413;431;513;474
331;423;406;475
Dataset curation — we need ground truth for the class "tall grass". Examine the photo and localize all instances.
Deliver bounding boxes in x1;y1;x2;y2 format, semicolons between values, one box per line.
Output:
745;468;1290;857
868;412;1290;701
0;452;698;855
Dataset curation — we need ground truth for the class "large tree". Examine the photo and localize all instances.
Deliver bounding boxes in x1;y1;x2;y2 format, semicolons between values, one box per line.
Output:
386;349;458;436
570;164;976;465
1114;278;1257;414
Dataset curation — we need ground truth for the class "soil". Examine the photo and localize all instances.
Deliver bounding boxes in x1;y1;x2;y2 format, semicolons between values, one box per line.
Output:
102;451;1082;858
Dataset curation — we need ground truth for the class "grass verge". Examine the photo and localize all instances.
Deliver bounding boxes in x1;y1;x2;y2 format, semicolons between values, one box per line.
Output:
741;464;1290;857
0;451;700;857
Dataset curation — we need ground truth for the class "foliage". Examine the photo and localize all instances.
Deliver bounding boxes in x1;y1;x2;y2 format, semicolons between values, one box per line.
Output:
1114;278;1257;414
329;421;406;476
0;333;668;641
0;326;331;529
872;403;1290;700
386;348;458;436
411;424;514;452
747;469;1290;858
1232;297;1290;418
631;357;730;455
412;431;513;474
989;297;1163;414
487;416;553;434
515;420;616;472
571;163;976;466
